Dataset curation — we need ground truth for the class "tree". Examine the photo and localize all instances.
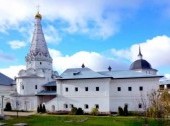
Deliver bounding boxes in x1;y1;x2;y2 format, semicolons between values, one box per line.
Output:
39;104;43;113
124;104;128;116
118;106;124;116
42;104;46;113
37;105;40;113
76;108;84;115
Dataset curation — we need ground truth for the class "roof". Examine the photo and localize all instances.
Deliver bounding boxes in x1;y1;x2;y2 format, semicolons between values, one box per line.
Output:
43;81;56;86
58;67;163;80
130;59;154;70
159;80;170;85
0;72;15;86
58;68;109;80
99;70;163;79
36;90;56;96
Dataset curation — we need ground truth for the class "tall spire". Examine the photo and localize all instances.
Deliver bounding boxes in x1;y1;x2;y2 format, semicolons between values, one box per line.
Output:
26;11;52;70
138;45;143;59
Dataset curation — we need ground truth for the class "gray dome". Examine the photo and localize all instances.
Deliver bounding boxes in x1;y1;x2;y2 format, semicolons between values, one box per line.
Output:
130;59;152;70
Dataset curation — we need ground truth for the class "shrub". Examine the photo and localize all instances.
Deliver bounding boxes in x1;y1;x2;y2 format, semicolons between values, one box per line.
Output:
42;104;46;113
4;102;12;111
76;108;84;115
118;106;124;116
124;104;128;116
37;105;40;113
39;104;43;113
70;107;77;115
90;107;99;116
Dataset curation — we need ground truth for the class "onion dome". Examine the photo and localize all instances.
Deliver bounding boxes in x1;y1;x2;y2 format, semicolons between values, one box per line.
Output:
35;11;42;19
130;59;152;70
130;45;152;70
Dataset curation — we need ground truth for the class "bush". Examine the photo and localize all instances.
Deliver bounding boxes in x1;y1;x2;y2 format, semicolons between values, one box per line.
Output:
70;107;77;115
4;102;12;111
42;104;46;113
76;108;84;115
90;107;99;115
118;106;124;116
124;104;128;116
37;105;40;113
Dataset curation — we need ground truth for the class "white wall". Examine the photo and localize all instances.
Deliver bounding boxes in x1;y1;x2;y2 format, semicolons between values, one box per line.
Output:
109;78;160;112
57;78;111;113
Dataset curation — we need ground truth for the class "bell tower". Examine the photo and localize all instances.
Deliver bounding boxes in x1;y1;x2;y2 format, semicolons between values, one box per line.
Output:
25;11;52;70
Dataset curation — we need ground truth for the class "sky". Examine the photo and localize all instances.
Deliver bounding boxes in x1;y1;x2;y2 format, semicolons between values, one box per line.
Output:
0;0;170;79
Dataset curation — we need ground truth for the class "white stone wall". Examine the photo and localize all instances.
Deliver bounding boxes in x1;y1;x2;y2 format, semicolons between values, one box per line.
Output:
109;78;159;112
57;78;111;113
16;77;46;95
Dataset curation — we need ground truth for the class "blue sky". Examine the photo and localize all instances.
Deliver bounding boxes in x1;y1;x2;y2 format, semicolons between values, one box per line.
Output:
0;0;170;78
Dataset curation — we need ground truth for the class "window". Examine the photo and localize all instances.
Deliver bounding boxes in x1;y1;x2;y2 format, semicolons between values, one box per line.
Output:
22;85;24;89
139;86;143;91
70;104;74;108
128;87;132;91
35;85;37;89
85;87;88;91
40;62;42;65
64;104;68;108
95;104;99;109
138;103;142;108
84;104;89;109
65;87;68;92
117;87;121;91
75;87;78;92
96;87;99;91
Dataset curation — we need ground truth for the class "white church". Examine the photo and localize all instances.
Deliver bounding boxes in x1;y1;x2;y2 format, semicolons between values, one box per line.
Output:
1;11;164;113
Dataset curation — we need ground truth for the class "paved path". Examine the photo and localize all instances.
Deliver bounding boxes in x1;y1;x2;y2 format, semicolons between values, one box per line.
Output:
4;111;36;116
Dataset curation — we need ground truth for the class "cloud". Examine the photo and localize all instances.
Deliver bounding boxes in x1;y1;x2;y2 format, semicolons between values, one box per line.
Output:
111;35;170;70
8;40;26;49
44;25;62;44
0;65;25;79
0;0;140;39
49;48;128;73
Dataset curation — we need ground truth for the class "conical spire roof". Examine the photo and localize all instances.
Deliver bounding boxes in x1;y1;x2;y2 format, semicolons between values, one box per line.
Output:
138;45;143;59
26;11;52;63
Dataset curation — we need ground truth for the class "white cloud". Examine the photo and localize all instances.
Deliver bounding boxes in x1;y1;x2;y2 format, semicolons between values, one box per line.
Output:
44;25;62;44
49;49;128;73
111;35;170;69
0;0;140;39
0;65;25;79
8;40;26;49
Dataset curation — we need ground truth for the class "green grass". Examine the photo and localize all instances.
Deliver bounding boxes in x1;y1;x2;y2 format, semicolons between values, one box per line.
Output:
0;115;168;126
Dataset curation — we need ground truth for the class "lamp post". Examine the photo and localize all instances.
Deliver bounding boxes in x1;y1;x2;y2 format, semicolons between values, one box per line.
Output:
1;95;4;116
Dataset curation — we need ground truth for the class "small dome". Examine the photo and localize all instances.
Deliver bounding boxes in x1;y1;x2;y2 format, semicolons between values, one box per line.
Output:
130;59;152;70
35;11;42;19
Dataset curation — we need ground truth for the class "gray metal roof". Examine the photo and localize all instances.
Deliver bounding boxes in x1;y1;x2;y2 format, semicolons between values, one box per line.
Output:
99;70;163;79
43;81;56;86
36;90;56;96
59;68;109;80
0;72;15;86
159;80;170;85
58;67;163;80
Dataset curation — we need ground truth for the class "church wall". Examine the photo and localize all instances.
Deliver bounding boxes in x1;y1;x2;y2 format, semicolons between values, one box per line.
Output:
16;77;46;95
109;78;160;112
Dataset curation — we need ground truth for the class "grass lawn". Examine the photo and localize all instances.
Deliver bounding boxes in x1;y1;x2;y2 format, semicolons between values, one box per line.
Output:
0;114;167;126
